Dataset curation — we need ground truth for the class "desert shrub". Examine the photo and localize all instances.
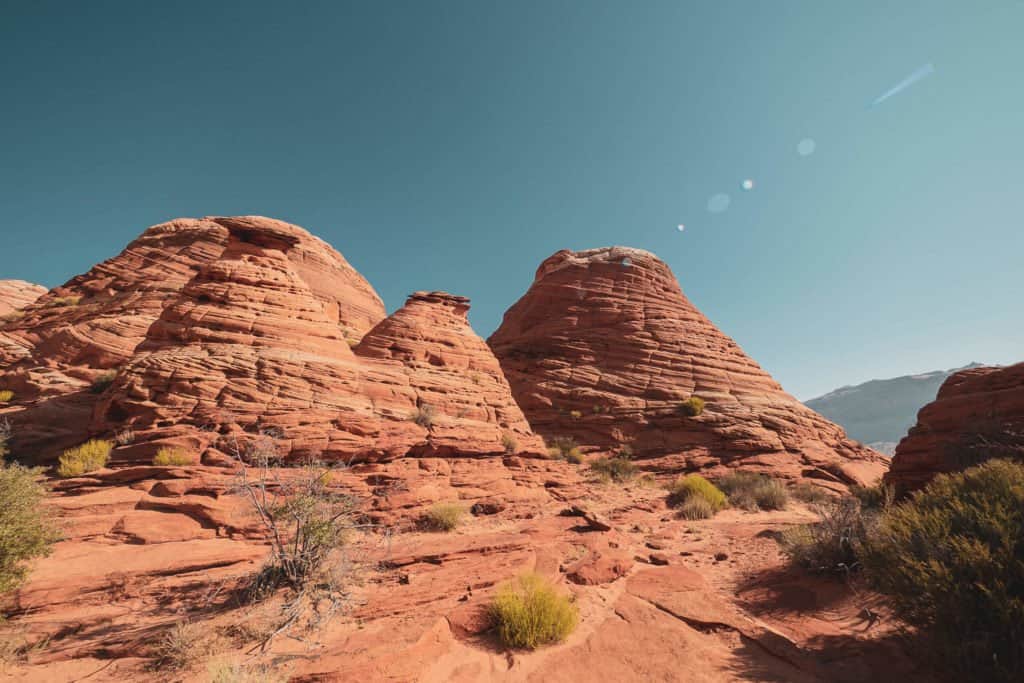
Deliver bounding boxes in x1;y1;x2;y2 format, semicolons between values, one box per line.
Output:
547;436;581;462
152;620;222;671
115;428;135;446
0;463;60;594
56;439;112;478
89;369;118;394
859;460;1024;682
153;447;194;466
0;418;10;459
666;474;727;512
0;310;25;324
589;456;637;483
423;502;465;532
676;496;715;520
411;404;436;429
501;432;518;454
569;410;583;420
792;482;831;504
42;295;81;308
207;659;286;683
779;498;868;573
677;396;705;417
0;391;13;404
717;471;788;511
850;481;894;510
617;444;634;459
489;573;578;649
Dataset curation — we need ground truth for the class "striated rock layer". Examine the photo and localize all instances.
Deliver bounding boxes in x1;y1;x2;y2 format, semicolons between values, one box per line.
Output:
0;279;47;316
489;247;886;486
2;216;542;462
886;362;1024;493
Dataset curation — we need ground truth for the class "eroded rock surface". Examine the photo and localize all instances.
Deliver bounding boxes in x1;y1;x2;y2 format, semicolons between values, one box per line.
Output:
489;247;886;487
0;279;46;316
886;362;1024;493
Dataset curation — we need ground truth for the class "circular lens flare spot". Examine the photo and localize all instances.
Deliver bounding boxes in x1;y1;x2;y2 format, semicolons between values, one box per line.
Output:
676;223;685;232
741;179;754;191
707;193;731;213
798;138;816;156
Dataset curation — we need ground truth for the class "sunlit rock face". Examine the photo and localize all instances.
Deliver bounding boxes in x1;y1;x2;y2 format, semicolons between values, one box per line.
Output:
886;362;1024;494
489;246;887;487
1;216;543;463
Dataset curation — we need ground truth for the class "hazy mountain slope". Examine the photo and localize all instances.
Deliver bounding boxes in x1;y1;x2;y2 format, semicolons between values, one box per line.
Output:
804;364;983;452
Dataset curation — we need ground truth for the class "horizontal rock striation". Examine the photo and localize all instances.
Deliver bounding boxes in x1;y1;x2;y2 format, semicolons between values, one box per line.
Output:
886;362;1024;493
489;247;886;486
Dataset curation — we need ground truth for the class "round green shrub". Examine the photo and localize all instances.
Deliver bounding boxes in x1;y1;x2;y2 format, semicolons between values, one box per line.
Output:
860;459;1024;681
666;474;727;511
0;463;60;594
489;573;578;649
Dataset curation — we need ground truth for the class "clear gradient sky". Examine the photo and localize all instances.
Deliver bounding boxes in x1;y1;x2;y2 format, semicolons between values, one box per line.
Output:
2;1;1022;400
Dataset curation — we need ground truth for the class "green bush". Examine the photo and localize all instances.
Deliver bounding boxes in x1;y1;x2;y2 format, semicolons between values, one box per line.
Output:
676;496;715;520
0;390;13;404
717;471;788;511
666;474;727;512
850;481;894;510
153;447;194;466
779;498;868;573
89;369;118;394
547;436;581;462
56;439;112;478
0;463;60;593
792;482;831;505
860;460;1024;681
589;456;637;483
489;573;578;649
677;396;705;417
423;502;465;532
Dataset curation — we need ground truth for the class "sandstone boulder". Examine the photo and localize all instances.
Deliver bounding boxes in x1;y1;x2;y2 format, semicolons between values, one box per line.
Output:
886;362;1024;493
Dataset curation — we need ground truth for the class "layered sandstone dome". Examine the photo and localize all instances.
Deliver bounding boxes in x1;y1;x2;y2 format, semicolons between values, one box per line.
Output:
0;279;46;316
0;216;542;462
489;247;886;486
886;362;1024;493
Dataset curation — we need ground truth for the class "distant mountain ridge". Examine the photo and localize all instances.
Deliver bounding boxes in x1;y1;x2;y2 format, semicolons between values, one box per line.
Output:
804;363;985;454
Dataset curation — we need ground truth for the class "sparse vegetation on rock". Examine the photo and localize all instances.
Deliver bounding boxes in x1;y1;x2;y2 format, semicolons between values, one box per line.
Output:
677;396;705;417
489;573;578;649
411;404;436;429
0;463;59;594
423;502;465;532
780;497;869;574
89;369;118;394
792;482;831;504
0;419;10;458
717;471;788;511
0;390;13;404
547;436;582;462
56;439;112;478
501;432;517;454
153;447;193;466
860;459;1024;682
589;456;637;483
152;620;222;671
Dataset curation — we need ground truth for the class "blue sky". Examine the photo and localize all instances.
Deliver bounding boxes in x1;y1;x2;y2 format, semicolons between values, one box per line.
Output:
1;1;1021;399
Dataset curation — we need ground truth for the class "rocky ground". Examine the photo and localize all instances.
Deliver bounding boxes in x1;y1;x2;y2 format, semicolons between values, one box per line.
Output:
1;454;931;682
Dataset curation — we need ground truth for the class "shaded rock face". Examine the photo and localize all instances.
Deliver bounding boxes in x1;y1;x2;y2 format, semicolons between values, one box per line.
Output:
2;216;542;462
0;279;46;316
489;247;886;485
886;362;1024;494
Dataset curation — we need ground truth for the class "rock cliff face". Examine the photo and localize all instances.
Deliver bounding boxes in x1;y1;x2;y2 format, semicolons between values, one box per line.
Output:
0;279;46;316
886;362;1024;493
1;217;542;462
489;247;886;486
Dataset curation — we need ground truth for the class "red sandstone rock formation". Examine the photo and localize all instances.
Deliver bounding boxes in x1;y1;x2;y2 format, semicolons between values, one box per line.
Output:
886;362;1024;493
0;215;541;462
489;247;886;486
0;279;46;316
